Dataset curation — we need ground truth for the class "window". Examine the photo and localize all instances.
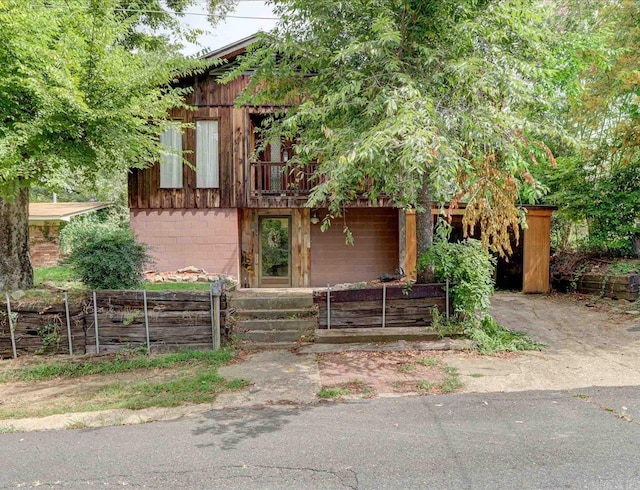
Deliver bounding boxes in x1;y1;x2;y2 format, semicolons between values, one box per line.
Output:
159;126;183;188
196;120;219;188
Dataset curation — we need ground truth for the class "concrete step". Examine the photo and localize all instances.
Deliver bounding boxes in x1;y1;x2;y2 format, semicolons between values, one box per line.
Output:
239;341;300;350
229;295;314;310
237;329;311;343
233;308;317;320
315;327;439;344
235;318;317;331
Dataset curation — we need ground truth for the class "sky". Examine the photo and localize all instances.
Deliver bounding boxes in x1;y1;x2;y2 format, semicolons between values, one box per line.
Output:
180;1;278;55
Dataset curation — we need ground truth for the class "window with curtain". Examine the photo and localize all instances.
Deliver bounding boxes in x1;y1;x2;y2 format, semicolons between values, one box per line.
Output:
196;120;219;188
159;126;183;188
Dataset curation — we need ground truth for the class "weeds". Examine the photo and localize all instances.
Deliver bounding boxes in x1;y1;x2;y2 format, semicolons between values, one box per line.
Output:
0;349;234;383
416;357;439;367
317;387;350;399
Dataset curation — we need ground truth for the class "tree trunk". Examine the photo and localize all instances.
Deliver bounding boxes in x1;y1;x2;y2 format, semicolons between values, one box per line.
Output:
415;178;435;284
0;186;33;291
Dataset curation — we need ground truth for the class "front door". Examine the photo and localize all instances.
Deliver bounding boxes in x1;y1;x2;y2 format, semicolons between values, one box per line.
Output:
259;216;291;287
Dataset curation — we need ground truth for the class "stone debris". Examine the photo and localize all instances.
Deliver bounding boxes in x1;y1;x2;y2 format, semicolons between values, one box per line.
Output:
143;267;238;291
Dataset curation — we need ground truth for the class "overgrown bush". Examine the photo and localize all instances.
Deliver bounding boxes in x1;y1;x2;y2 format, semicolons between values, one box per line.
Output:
419;221;543;353
60;207;129;255
67;228;151;289
418;222;496;319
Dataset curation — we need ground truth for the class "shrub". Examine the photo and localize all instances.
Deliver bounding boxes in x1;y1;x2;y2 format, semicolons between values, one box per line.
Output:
418;222;496;319
419;221;543;353
60;207;129;255
68;228;152;289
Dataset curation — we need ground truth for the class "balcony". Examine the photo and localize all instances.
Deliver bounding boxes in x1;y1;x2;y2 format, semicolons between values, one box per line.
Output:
250;161;318;198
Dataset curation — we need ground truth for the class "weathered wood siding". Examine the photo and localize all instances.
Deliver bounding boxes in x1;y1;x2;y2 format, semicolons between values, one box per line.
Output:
128;76;251;210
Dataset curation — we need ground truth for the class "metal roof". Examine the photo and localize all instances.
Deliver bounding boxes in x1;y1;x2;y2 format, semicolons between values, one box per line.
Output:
28;202;111;222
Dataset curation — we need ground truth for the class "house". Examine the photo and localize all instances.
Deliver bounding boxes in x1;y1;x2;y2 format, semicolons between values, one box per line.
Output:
29;202;111;267
128;35;554;292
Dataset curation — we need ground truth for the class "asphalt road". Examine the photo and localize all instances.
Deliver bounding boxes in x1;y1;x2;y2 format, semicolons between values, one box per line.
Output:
2;386;640;489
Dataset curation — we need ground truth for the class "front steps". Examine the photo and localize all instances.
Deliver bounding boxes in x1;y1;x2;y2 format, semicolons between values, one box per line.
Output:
229;290;317;349
315;327;440;344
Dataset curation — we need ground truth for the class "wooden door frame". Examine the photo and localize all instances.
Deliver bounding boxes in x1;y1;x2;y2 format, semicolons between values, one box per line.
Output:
258;215;292;288
240;208;311;288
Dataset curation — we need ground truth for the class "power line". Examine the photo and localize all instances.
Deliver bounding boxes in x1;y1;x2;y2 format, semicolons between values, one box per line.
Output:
35;4;280;20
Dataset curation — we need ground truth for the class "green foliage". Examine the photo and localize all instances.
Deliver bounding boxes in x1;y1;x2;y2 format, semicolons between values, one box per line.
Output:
466;317;545;355
418;222;496;318
1;349;234;383
420;221;543;353
60;208;129;255
67;228;151;290
35;322;62;355
540;158;640;256
229;0;579;253
317;387;350;399
532;1;640;256
33;266;76;285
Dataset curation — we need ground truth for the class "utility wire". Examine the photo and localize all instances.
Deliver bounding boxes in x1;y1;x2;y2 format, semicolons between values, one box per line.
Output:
35;4;280;20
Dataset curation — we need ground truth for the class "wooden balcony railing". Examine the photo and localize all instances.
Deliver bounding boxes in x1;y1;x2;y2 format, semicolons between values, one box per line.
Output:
250;161;318;198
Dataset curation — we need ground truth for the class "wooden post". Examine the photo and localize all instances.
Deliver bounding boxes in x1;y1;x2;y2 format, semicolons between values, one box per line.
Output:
5;294;17;359
64;292;73;355
405;210;417;280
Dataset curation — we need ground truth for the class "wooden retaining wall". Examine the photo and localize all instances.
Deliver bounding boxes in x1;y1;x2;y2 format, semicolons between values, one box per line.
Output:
314;284;448;329
0;299;85;357
0;291;228;358
552;273;640;301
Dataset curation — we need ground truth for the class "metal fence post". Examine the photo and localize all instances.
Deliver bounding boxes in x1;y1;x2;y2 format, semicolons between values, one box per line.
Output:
382;284;387;328
92;291;100;354
210;281;222;350
326;284;331;330
143;290;151;354
5;293;17;359
64;292;73;355
445;279;450;321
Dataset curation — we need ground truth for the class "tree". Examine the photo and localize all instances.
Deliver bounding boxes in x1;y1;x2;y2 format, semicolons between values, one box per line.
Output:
534;0;640;255
0;0;232;290
229;0;576;282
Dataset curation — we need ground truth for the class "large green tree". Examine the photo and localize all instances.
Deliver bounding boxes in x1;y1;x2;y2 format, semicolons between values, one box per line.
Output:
535;0;640;254
0;0;232;290
229;0;576;281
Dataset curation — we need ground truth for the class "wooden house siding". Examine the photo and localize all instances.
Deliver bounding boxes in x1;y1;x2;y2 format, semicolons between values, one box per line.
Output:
128;76;252;210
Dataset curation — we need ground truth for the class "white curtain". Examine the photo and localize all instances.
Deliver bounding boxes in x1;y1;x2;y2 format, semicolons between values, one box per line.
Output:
196;120;219;188
159;127;183;188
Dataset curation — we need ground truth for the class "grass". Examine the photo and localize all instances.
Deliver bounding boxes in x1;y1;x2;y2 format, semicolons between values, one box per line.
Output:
142;282;211;291
317;387;351;399
397;363;417;373
0;349;249;419
416;357;439;367
33;265;78;285
31;266;212;294
0;349;234;383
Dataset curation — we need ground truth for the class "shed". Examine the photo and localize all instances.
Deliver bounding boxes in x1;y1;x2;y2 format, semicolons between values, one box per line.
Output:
29;202;111;267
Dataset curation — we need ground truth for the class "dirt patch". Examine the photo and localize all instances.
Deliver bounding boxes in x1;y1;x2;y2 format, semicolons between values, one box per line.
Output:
318;351;458;397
